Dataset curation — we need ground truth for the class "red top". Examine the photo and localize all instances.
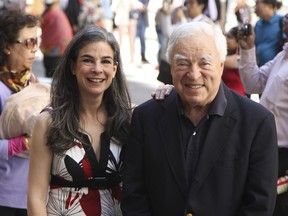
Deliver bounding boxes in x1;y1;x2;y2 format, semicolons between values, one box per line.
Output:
222;67;246;96
40;8;73;56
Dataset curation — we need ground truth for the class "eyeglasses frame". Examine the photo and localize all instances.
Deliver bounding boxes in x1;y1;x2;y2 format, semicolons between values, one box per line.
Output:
15;38;38;50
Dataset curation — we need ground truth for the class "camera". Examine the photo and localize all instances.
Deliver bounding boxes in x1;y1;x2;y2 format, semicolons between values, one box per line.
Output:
242;23;252;36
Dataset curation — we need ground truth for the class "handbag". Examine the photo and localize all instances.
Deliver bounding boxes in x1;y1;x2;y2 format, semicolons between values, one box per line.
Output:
0;83;51;139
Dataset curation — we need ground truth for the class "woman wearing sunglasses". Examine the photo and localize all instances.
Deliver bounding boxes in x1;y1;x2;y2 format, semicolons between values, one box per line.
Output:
0;8;39;216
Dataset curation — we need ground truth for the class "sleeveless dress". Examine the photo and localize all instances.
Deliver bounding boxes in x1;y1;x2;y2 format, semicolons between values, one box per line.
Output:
47;132;124;216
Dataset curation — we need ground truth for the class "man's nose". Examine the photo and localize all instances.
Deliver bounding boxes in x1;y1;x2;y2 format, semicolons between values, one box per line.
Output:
186;65;201;79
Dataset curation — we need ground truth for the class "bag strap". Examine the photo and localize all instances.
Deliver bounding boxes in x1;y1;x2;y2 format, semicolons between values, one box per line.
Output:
278;16;285;52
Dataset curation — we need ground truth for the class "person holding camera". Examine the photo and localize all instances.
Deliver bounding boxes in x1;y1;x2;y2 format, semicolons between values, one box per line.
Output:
238;12;288;216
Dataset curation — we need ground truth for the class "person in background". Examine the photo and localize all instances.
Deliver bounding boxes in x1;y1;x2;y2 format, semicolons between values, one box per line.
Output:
172;0;214;25
27;25;132;215
77;0;104;29
254;0;285;67
0;0;26;11
234;0;252;24
64;0;82;35
40;0;73;78
204;0;221;22
111;0;141;64
100;0;114;32
155;0;174;67
121;22;278;215
238;12;288;216
0;8;39;216
136;0;150;64
222;26;246;96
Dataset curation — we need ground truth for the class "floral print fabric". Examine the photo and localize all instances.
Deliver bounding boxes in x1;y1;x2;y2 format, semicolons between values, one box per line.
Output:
47;132;123;216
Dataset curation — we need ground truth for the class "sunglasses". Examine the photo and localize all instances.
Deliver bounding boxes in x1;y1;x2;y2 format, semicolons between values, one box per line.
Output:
15;38;38;50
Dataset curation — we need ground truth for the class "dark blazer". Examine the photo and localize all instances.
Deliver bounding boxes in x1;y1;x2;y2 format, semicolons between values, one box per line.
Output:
122;84;278;216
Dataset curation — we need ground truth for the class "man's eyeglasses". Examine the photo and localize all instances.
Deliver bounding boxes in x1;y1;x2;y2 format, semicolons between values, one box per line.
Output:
15;38;38;50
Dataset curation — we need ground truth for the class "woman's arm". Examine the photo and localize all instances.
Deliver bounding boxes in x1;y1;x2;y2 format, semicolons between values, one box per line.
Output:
27;111;53;216
224;54;239;69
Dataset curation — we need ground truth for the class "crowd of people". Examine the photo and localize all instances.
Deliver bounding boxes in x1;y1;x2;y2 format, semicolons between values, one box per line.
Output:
0;0;288;215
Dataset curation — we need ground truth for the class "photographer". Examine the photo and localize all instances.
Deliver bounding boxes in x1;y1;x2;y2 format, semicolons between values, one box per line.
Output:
238;13;288;216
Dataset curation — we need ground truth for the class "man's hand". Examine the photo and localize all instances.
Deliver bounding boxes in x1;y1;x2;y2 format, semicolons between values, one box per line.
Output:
238;25;256;50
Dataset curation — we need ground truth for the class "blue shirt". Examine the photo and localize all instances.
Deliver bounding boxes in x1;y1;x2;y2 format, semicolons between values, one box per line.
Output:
254;13;285;66
100;0;114;19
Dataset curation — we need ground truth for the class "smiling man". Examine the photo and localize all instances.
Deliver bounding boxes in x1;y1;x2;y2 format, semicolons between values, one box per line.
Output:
121;22;278;216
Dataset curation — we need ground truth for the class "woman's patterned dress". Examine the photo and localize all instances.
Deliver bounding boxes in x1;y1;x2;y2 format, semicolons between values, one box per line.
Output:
47;132;124;216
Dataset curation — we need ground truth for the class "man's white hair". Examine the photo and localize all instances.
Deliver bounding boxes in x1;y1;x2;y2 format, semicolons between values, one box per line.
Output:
166;22;227;62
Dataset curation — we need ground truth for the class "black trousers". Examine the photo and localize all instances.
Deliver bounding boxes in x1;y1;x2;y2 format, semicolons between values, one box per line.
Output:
273;148;288;216
0;206;27;216
43;55;62;78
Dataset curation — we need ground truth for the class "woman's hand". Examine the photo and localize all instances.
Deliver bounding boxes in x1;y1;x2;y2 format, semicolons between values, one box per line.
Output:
151;84;174;100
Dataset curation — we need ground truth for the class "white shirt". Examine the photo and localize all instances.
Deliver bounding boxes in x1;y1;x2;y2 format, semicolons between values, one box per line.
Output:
238;43;288;148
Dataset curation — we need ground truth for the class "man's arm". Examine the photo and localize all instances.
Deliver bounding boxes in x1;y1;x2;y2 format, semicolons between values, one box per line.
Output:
237;112;278;215
237;27;272;94
238;47;272;94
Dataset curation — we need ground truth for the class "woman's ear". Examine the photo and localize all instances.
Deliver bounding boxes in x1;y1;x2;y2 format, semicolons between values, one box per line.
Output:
4;47;11;55
70;61;76;75
4;42;12;55
112;61;118;78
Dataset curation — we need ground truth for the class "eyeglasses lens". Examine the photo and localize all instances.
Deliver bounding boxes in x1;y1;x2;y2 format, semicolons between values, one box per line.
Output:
25;38;38;49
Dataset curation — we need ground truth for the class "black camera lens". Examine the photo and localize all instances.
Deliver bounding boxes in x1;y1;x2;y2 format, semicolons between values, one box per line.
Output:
243;23;252;36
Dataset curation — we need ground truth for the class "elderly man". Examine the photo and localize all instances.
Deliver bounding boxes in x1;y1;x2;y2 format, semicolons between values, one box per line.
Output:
238;12;288;216
121;22;278;216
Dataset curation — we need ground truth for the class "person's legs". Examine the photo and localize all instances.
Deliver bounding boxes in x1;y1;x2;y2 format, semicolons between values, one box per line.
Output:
128;19;138;64
0;206;27;216
15;208;27;216
137;19;148;63
102;18;113;33
156;29;164;64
